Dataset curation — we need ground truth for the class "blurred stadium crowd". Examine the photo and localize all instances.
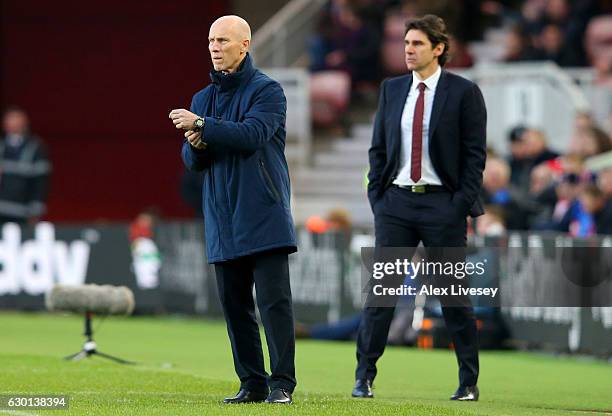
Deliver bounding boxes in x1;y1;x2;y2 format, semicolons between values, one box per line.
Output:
309;0;612;86
3;0;612;240
478;121;612;238
305;0;612;238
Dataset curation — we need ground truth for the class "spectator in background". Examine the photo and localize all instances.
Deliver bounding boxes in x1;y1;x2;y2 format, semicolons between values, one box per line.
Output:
568;125;612;159
519;0;547;26
577;183;612;235
482;157;535;230
0;106;51;224
567;111;593;154
528;161;559;224
309;0;382;89
507;126;531;188
533;172;584;233
473;0;524;34
566;183;596;237
597;167;612;199
555;153;590;185
573;112;595;135
507;126;558;190
568;113;612;153
543;0;571;24
502;24;541;62
128;207;159;242
326;207;353;245
595;167;612;234
594;57;612;86
525;128;559;163
534;23;582;66
530;161;556;196
304;207;353;249
129;208;162;290
523;0;597;66
309;0;343;72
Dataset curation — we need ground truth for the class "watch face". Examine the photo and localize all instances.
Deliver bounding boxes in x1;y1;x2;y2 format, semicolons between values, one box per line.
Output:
195;118;204;128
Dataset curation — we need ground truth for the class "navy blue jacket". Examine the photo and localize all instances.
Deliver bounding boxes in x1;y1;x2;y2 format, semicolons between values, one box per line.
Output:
368;70;487;218
181;54;297;263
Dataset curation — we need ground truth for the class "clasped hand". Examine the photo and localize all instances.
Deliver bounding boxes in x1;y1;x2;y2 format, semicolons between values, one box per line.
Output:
169;109;206;150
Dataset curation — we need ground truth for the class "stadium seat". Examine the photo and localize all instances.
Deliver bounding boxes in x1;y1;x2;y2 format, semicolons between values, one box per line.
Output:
310;70;351;128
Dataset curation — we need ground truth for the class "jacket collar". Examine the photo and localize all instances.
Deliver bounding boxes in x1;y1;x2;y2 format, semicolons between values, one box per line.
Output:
401;69;449;139
388;70;449;156
411;65;442;94
209;53;255;92
427;69;449;141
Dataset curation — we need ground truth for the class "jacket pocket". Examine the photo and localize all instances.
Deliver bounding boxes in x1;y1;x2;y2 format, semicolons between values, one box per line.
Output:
259;159;281;203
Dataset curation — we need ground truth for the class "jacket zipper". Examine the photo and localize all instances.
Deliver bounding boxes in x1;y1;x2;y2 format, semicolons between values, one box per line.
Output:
259;159;281;202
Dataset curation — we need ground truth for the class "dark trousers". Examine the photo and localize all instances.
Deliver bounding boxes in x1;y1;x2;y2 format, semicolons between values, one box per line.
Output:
356;186;479;387
215;250;296;393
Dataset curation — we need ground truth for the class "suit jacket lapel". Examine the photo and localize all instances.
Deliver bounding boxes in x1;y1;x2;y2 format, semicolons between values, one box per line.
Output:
429;70;448;143
390;75;412;157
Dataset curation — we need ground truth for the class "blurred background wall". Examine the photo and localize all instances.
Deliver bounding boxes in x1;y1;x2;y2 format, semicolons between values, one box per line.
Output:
0;0;226;221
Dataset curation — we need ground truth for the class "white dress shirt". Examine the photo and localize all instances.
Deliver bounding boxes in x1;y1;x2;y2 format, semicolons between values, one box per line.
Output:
393;65;442;186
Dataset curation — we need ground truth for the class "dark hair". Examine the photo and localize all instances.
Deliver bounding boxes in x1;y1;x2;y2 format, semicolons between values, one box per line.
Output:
508;125;528;142
562;173;580;185
404;14;450;67
586;126;612;155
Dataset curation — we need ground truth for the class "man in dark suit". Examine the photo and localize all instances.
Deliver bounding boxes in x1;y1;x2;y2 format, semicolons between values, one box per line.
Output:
352;15;486;401
170;15;296;404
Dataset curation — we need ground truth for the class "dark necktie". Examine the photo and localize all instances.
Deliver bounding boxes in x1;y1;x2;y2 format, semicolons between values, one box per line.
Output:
411;82;427;183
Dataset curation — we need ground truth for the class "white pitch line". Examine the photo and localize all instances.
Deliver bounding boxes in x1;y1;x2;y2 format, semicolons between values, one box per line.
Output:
0;410;40;416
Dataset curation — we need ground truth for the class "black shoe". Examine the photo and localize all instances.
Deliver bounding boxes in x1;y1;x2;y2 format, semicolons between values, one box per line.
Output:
265;388;292;404
222;389;268;404
450;385;479;401
351;379;374;398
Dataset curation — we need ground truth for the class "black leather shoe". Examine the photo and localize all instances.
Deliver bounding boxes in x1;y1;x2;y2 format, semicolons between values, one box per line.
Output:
265;388;292;404
222;389;268;404
351;379;374;398
450;385;479;401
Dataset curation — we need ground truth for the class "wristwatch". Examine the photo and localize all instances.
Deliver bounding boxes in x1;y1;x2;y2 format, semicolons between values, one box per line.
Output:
193;117;205;132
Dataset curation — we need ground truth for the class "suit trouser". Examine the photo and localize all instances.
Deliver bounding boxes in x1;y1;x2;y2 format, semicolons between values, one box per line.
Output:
355;186;479;387
215;249;296;393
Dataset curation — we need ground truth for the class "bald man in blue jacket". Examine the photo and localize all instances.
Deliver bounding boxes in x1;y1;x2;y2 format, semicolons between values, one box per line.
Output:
170;15;296;405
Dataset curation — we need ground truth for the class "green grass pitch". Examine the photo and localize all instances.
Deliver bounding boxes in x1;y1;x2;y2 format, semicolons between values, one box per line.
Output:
0;312;610;415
